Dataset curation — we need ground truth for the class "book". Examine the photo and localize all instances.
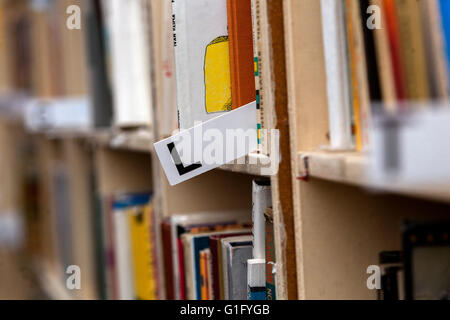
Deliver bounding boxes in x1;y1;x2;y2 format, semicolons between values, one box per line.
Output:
252;180;271;261
183;227;251;300
441;0;450;94
264;207;276;300
112;193;151;300
221;235;253;300
167;210;251;300
161;220;175;300
394;0;430;102
345;0;372;150
172;0;232;130
320;0;353;150
199;248;212;300
247;259;266;300
150;0;178;137
128;202;158;300
251;0;274;154
383;0;408;102
227;0;256;110
420;0;449;100
101;0;153;128
210;231;252;300
370;0;398;110
83;0;113;128
248;180;271;299
51;167;73;277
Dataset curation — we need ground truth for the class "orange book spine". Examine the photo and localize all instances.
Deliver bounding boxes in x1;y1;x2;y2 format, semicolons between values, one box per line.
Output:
227;0;256;109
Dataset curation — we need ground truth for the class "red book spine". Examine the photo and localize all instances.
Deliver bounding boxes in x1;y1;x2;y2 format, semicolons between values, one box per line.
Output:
177;238;186;300
161;221;174;300
227;0;256;109
383;0;407;102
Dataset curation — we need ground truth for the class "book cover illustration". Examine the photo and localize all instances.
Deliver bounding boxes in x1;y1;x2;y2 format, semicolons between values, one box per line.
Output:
172;0;232;129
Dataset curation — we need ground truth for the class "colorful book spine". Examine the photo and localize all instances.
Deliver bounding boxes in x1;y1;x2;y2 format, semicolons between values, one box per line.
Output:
345;0;372;150
129;204;157;300
370;0;398;110
383;0;408;102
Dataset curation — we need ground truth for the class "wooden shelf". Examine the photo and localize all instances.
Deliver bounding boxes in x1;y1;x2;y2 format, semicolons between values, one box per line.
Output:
219;153;276;177
92;129;153;153
297;151;450;203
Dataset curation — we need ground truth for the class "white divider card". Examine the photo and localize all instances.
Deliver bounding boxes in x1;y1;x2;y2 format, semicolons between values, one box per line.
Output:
154;101;258;186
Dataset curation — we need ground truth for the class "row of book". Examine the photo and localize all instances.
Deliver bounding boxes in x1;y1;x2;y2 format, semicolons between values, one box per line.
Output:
0;0;177;134
0;0;273;154
0;0;275;151
378;221;450;300
321;0;450;151
99;180;275;300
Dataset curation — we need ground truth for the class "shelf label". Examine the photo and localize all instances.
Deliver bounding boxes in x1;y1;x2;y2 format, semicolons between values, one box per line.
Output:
154;101;257;186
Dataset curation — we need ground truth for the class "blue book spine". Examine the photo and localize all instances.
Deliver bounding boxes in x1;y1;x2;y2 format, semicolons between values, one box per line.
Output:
192;236;211;300
441;0;450;69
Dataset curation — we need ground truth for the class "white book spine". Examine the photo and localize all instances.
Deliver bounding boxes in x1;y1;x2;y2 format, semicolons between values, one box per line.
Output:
107;0;153;128
252;180;272;260
320;0;353;150
113;210;135;300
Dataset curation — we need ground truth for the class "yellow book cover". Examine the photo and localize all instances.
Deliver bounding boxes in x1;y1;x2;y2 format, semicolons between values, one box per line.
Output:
345;0;372;150
128;204;157;300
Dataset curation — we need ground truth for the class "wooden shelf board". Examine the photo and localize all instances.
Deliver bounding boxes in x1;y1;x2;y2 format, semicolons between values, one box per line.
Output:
297;151;450;203
219;153;276;177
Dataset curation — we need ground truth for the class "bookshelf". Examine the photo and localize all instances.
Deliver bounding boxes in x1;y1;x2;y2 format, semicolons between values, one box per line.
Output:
0;0;449;301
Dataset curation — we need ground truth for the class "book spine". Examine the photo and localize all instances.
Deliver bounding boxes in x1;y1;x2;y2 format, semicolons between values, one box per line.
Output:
113;209;134;300
171;0;192;129
209;237;220;300
247;259;266;300
441;0;450;97
129;205;157;300
251;0;263;149
347;0;375;150
383;0;408;102
227;0;256;109
252;180;272;260
200;250;207;300
265;208;276;300
107;0;152;127
177;237;186;300
394;0;430;101
161;220;175;300
320;0;353;150
370;0;398;110
420;0;449;100
206;249;213;300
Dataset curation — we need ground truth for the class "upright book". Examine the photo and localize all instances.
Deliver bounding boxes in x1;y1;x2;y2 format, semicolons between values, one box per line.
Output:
320;0;353;149
101;0;153;128
172;0;232;129
227;0;256;110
